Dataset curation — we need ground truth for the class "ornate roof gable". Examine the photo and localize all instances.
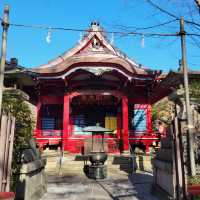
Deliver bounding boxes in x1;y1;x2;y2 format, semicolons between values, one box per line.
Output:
30;21;151;76
75;22;116;55
35;22;121;69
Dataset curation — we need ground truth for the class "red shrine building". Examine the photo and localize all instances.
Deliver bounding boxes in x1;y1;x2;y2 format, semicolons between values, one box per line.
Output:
5;22;175;154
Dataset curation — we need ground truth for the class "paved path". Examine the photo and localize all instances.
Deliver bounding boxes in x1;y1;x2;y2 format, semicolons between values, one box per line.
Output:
40;151;159;200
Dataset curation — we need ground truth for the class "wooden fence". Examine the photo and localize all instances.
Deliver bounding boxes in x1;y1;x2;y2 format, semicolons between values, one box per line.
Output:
0;114;15;192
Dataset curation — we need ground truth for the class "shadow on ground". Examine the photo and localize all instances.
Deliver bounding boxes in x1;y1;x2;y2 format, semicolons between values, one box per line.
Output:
95;172;158;200
40;152;159;200
111;156;134;174
42;172;158;200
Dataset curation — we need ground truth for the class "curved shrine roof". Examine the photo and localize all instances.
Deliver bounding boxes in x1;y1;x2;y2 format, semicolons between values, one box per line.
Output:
29;22;152;77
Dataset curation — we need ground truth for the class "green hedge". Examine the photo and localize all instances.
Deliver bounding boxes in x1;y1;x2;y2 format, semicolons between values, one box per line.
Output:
2;91;35;190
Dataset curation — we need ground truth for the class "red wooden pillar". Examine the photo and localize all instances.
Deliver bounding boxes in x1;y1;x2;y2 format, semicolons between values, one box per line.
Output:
122;96;129;153
63;94;70;151
116;112;121;139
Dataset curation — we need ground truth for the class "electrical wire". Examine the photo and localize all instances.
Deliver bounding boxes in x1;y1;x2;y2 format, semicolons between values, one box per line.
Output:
145;0;179;19
189;35;200;48
0;11;200;38
0;17;179;37
9;20;200;37
187;33;200;36
110;19;177;31
186;20;200;32
184;20;200;29
0;0;200;36
145;0;200;29
134;19;178;31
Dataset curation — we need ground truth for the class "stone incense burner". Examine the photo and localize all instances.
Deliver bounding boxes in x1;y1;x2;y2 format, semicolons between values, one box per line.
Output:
89;152;108;166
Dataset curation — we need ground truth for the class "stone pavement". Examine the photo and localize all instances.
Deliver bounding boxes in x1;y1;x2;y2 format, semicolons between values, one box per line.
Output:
40;151;159;200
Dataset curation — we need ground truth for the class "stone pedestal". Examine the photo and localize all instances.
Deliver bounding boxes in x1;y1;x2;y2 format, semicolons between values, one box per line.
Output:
15;146;47;200
88;165;107;179
15;159;47;200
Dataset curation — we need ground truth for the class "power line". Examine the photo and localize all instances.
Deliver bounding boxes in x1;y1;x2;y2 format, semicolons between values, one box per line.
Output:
184;20;200;29
188;35;200;48
0;15;178;35
145;0;179;19
0;16;179;37
186;19;200;32
134;19;178;31
1;1;200;37
187;33;200;36
5;20;179;37
9;20;200;37
110;19;177;31
1;13;200;38
145;0;200;29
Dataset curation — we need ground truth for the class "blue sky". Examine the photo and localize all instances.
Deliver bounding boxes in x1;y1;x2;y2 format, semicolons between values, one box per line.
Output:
0;0;199;72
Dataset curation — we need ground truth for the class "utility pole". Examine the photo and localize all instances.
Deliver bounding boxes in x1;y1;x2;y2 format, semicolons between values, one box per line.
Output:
180;17;196;176
0;5;9;116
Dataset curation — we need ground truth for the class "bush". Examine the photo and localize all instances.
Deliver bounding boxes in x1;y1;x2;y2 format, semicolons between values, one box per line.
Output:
2;90;35;190
152;97;174;129
188;175;200;185
189;81;200;103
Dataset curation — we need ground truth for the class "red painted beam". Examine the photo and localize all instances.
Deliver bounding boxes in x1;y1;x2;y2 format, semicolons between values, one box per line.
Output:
69;90;125;100
40;95;63;104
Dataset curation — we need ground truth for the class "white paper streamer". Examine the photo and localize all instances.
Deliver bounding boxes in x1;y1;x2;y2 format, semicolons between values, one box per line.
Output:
111;32;114;44
79;32;83;43
141;34;145;48
46;27;52;44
